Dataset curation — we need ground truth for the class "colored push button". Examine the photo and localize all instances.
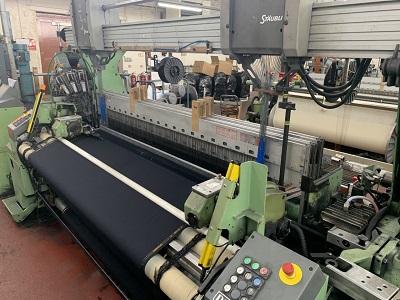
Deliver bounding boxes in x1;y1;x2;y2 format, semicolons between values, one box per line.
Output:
243;257;252;265
251;262;260;270
260;267;269;276
253;278;262;287
231;289;241;300
224;284;232;292
241;297;249;300
282;262;295;277
247;287;255;296
237;280;247;291
236;266;245;275
244;272;253;280
230;275;238;284
279;262;303;285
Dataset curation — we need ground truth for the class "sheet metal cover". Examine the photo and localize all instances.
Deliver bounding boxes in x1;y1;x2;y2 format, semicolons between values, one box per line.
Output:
29;135;205;270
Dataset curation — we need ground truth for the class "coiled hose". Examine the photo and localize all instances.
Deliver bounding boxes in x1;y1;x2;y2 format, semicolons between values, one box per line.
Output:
290;223;308;257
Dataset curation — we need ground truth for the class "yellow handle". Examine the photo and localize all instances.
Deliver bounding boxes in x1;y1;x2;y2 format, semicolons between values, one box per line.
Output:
27;85;46;133
225;162;240;183
199;241;216;269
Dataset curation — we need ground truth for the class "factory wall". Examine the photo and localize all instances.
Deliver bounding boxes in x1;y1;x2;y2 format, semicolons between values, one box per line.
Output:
1;0;69;85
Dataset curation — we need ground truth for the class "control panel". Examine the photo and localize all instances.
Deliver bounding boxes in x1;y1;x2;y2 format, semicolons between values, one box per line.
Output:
205;232;327;300
8;110;31;141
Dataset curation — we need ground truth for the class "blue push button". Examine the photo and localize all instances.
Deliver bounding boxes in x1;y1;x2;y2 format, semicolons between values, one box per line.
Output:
253;278;262;287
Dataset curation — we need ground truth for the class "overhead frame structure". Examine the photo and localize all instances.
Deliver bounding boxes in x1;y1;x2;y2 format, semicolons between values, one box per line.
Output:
65;0;400;58
308;0;400;58
105;15;221;52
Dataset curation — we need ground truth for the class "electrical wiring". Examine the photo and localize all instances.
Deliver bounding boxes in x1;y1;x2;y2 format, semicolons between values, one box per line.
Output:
201;243;229;283
298;58;371;109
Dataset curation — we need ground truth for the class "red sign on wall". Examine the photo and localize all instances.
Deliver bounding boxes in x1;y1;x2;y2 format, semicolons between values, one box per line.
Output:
28;38;36;51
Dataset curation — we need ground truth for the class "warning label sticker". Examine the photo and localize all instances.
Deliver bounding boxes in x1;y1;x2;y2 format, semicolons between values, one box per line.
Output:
216;126;237;140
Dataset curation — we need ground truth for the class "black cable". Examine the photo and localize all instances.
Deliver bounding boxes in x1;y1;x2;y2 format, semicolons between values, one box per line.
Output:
201;243;229;283
367;189;378;202
215;242;229;248
299;58;371;109
290;223;308;257
154;233;205;286
301;59;368;98
365;206;388;240
304;59;360;92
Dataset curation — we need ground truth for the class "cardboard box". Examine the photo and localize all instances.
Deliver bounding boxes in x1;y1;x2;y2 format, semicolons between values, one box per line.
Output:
193;61;216;77
211;56;233;75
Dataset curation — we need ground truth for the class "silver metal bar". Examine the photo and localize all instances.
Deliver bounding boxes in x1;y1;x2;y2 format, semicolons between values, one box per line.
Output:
101;126;216;179
166;240;202;282
323;258;399;300
102;0;155;11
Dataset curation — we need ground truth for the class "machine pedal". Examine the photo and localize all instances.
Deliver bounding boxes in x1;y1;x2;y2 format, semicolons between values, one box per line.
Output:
2;196;37;222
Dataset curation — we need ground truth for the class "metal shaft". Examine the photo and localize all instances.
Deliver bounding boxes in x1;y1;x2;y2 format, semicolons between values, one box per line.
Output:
278;65;294;187
392;89;400;212
279;102;291;186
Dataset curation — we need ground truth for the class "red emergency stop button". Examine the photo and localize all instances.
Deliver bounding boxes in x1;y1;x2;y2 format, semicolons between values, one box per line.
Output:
282;262;295;277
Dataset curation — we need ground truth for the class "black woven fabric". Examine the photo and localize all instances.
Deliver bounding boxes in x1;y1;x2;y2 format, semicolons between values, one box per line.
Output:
29;133;208;273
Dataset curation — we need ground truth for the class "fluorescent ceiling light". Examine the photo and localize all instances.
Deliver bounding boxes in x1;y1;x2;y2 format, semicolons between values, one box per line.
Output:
158;2;203;12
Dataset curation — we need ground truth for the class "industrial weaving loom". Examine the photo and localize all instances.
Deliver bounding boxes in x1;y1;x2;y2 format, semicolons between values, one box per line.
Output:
29;130;211;298
1;0;400;300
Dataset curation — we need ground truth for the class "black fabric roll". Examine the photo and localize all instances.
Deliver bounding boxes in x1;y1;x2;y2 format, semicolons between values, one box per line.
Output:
62;209;166;300
29;133;208;274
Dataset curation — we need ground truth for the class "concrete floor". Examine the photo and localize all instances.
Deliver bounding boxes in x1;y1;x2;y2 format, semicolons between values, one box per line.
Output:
0;204;123;300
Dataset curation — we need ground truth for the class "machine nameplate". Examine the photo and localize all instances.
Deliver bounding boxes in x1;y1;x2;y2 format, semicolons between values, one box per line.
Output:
192;177;224;197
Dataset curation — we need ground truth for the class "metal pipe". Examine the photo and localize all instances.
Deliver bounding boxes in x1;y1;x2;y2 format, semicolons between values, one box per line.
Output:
55;198;69;213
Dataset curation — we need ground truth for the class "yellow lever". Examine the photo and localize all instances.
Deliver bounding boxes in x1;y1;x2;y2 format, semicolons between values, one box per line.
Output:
199;241;216;269
27;84;46;134
225;161;240;182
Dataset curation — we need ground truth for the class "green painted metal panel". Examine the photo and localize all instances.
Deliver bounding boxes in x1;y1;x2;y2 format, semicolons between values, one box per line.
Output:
0;106;23;195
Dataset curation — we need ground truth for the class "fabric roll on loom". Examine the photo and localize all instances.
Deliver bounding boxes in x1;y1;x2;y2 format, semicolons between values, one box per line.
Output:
28;130;210;298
